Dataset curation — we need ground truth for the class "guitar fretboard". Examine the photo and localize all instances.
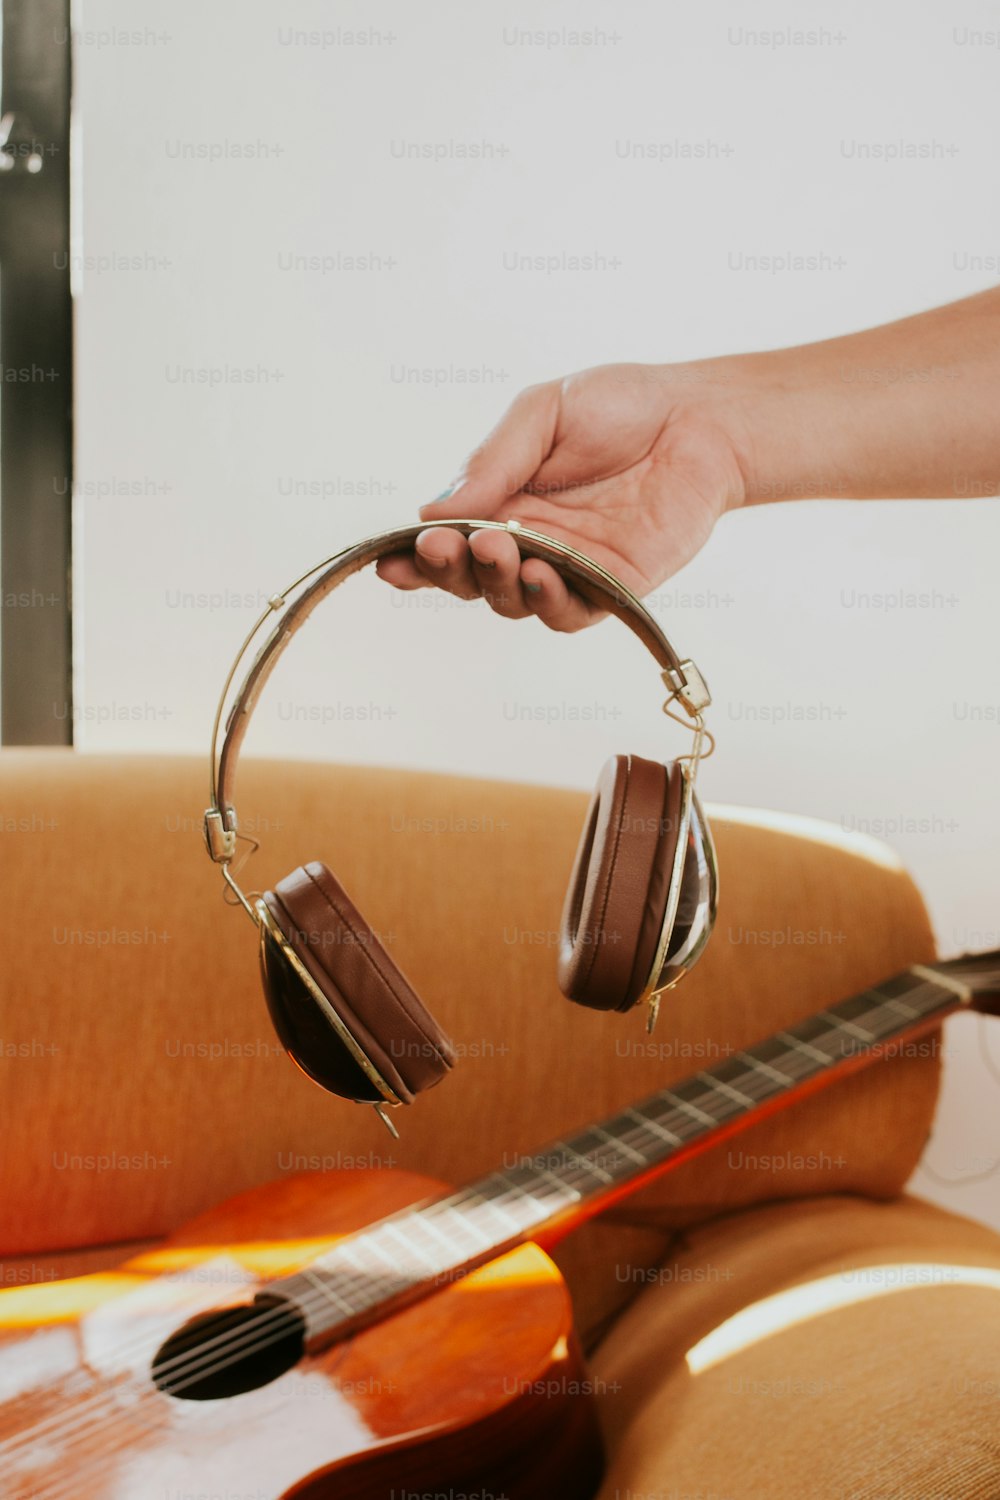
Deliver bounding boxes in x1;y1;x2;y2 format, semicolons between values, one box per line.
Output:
267;965;965;1347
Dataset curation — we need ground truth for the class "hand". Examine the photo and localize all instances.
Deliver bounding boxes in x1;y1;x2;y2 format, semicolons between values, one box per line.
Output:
375;362;749;631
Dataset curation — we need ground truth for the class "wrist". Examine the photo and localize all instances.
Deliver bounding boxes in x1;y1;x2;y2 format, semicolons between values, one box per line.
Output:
683;350;836;510
649;353;821;515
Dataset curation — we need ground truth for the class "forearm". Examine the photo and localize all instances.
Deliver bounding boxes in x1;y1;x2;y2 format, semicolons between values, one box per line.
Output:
692;286;1000;505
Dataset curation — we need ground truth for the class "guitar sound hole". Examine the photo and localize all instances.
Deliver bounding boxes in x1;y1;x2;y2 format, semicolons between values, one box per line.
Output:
151;1297;306;1401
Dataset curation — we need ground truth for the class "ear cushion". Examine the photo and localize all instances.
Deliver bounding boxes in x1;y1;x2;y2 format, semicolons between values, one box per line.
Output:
262;862;456;1103
558;755;685;1012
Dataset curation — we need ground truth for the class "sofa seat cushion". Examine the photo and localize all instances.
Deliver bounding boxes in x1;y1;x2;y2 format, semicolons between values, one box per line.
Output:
591;1192;1000;1500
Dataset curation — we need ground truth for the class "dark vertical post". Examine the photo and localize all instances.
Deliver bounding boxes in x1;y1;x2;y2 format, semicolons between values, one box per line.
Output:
0;0;73;743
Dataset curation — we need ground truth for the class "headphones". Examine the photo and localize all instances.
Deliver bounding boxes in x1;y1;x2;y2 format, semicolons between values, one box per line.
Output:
204;519;718;1135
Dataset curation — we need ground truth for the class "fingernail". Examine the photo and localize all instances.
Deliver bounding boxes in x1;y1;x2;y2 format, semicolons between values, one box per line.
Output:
477;559;497;569
524;581;541;594
423;477;468;507
415;532;448;569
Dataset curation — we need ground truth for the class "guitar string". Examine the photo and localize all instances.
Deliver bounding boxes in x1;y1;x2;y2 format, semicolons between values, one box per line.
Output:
0;982;943;1495
0;983;944;1489
0;984;949;1489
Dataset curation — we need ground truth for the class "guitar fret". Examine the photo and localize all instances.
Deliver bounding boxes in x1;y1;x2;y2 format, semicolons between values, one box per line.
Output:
382;1220;440;1270
438;1202;496;1248
334;1241;368;1271
661;1088;720;1127
833;990;893;1024
464;1188;536;1236
776;1030;834;1066
405;1216;456;1260
450;1186;528;1236
591;1126;647;1168
807;992;916;1052
624;1104;683;1147
484;1170;538;1217
359;1233;407;1275
438;1192;527;1251
645;1096;702;1136
881;995;918;1019
300;1266;355;1315
874;971;951;1012
696;1069;755;1108
843;1015;899;1051
417;1208;468;1256
331;1241;412;1303
534;1165;583;1201
818;1010;874;1043
737;1050;795;1087
910;963;973;1002
493;1170;570;1217
567;1124;625;1167
554;1138;617;1183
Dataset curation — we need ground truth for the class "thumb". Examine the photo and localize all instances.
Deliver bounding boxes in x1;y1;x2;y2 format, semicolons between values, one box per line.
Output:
419;380;561;520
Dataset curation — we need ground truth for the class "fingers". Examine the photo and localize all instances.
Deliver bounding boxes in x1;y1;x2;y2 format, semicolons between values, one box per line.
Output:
418;381;561;522
373;530;489;599
375;526;604;630
467;528;533;618
374;553;425;590
410;527;480;600
404;527;537;617
519;558;604;632
376;527;594;625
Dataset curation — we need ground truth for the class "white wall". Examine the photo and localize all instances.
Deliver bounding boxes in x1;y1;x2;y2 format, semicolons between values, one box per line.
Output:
74;0;1000;1226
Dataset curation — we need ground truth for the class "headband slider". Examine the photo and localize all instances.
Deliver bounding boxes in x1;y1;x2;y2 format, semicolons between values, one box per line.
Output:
204;807;238;863
663;660;711;716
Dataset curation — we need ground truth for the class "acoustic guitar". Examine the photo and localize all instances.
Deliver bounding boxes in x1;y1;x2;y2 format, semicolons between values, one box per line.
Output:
2;951;998;1499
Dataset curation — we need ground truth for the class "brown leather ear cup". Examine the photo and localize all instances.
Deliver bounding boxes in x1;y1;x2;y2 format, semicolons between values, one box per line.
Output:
558;755;685;1012
261;862;456;1104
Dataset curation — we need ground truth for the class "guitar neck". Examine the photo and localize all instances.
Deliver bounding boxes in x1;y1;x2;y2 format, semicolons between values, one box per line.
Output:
271;960;977;1350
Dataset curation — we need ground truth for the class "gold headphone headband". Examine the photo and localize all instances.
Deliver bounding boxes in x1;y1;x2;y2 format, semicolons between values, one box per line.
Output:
204;519;711;863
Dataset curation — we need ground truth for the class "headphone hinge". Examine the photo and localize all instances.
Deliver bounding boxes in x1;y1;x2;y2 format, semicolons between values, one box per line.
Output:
662;659;711;716
204;807;238;863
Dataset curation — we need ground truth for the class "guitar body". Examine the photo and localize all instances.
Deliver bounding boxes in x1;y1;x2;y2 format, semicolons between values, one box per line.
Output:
0;1171;604;1499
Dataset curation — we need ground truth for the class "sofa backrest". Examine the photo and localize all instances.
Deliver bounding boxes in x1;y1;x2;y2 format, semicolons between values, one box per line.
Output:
0;752;940;1256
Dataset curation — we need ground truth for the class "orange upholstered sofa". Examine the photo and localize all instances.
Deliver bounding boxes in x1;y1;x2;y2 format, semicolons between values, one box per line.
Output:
2;751;999;1497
